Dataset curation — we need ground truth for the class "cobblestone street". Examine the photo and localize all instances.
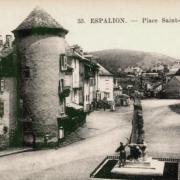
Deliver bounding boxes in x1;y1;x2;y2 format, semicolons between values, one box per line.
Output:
142;99;180;159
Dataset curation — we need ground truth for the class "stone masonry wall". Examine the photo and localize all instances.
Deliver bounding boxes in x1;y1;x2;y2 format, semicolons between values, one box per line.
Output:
16;34;67;143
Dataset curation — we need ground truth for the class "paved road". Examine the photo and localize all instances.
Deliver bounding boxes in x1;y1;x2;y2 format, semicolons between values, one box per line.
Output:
0;99;180;180
0;106;132;180
142;99;180;159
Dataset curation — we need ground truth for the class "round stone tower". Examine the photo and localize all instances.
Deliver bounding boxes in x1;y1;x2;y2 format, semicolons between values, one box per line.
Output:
12;7;69;145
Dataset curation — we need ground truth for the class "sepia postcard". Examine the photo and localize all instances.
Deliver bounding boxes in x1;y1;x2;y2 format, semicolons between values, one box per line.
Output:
0;0;180;179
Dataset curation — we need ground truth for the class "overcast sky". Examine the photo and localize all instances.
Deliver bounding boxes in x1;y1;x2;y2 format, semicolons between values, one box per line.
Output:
1;0;180;58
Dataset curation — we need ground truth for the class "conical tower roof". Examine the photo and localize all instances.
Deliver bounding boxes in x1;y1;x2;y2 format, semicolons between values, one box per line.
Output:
13;7;68;34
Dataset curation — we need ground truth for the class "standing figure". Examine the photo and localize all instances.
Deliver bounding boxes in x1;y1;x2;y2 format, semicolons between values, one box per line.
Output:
111;99;116;111
103;97;107;111
116;142;127;167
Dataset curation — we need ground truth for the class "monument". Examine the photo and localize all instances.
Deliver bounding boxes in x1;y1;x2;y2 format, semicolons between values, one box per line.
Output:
111;92;165;176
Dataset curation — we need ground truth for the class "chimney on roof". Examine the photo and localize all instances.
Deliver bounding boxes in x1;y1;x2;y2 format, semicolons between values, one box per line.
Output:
5;34;13;48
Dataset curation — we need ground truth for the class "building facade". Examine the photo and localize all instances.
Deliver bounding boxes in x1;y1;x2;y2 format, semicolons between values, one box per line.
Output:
66;46;99;112
96;63;114;101
0;39;18;149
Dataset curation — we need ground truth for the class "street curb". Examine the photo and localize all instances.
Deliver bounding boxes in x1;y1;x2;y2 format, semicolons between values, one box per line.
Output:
0;148;33;157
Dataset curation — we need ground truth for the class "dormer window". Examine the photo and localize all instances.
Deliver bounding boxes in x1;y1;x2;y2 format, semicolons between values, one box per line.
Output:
60;54;67;71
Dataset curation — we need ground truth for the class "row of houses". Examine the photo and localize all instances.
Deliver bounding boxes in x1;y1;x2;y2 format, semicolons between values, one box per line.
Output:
64;45;114;112
115;64;180;99
0;7;114;149
118;62;180;77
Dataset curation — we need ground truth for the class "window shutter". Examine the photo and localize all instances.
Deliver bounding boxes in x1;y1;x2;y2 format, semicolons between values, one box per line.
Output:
60;55;63;71
59;80;61;94
59;79;64;94
60;55;67;71
59;55;61;71
0;79;4;93
62;55;65;70
61;79;64;90
24;66;30;78
64;56;67;70
0;100;4;117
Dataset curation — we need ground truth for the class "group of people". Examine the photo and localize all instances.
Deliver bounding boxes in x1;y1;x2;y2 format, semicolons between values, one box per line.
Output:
90;97;109;112
90;96;126;113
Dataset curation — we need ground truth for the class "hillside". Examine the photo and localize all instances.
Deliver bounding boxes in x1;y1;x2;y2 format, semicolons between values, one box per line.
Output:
91;49;177;74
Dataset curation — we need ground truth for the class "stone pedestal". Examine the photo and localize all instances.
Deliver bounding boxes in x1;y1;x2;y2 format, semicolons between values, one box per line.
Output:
111;157;165;176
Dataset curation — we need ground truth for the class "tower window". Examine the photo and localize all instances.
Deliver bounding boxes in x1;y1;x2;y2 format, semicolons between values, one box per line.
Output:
60;54;67;71
24;66;30;78
0;79;5;93
0;99;4;118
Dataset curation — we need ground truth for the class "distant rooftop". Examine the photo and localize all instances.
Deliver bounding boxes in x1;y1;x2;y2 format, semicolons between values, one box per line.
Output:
13;7;68;34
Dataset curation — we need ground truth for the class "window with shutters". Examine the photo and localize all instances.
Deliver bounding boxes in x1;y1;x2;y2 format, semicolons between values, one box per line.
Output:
0;99;4;118
60;54;67;71
0;79;5;93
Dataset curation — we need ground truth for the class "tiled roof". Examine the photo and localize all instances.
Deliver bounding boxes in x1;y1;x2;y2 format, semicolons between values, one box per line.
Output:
13;7;68;33
66;49;99;68
97;63;113;76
